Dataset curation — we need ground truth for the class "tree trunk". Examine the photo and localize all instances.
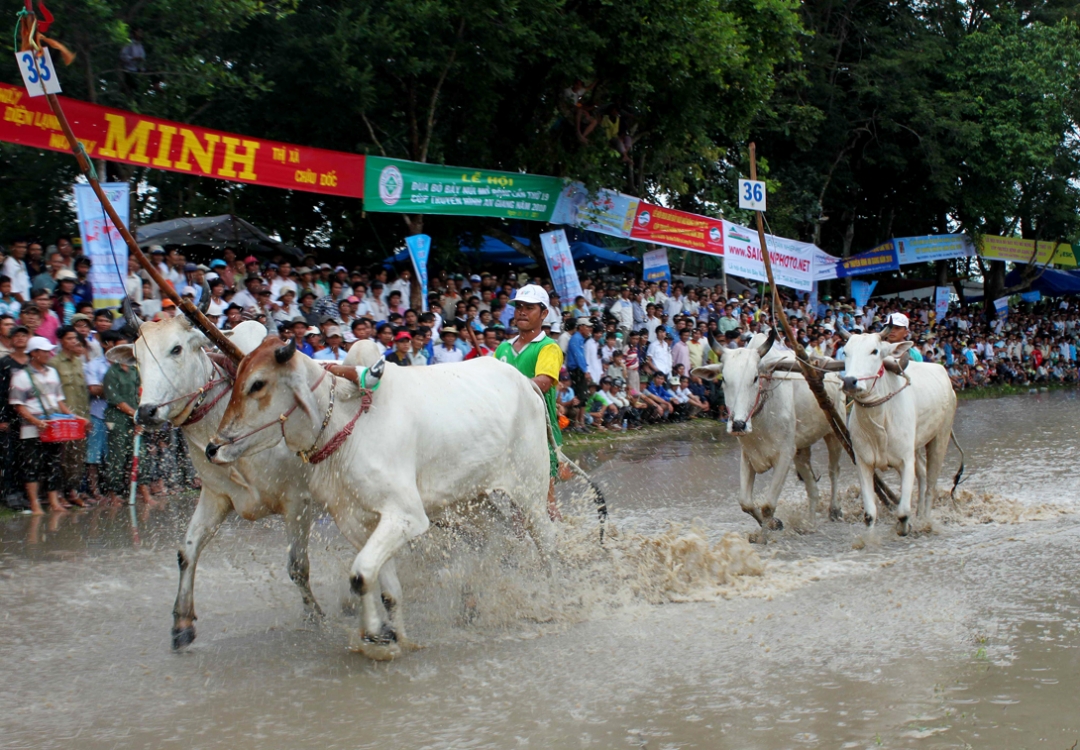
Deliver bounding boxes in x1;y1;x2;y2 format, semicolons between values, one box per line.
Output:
935;259;948;287
841;213;855;297
982;260;1007;318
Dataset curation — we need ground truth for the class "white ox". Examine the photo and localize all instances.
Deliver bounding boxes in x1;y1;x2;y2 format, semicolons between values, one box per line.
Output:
205;337;556;655
838;329;961;535
109;310;381;649
693;330;844;530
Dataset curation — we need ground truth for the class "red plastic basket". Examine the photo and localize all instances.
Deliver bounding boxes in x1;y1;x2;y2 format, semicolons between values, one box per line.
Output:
39;418;87;443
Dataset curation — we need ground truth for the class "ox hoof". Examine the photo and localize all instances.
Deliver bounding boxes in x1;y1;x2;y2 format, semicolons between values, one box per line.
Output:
340;597;359;616
896;518;911;537
304;604;325;623
864;513;875;527
172;624;197;650
765;517;784;532
350;627;402;661
828;507;844;522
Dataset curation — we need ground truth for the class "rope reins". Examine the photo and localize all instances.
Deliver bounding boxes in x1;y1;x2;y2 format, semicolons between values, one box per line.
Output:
217;365;379;464
155;357;234;427
849;365;912;408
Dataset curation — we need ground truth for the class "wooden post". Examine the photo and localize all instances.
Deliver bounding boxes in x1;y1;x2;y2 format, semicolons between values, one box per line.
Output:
748;143;898;508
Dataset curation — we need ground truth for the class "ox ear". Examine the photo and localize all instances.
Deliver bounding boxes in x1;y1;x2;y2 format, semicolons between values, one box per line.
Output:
107;344;136;366
886;341;914;357
691;365;723;381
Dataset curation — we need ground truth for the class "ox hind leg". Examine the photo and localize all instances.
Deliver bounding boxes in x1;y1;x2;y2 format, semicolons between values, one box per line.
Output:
283;498;323;621
759;449;795;533
172;491;231;650
921;432;951;523
350;496;431;648
824;434;843;521
792;447;822;524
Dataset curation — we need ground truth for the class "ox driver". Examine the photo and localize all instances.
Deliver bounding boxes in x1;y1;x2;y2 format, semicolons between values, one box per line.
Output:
496;284;566;522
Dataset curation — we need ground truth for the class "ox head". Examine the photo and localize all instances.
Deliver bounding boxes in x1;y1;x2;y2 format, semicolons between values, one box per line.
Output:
691;329;776;435
206;337;391;465
839;332;912;396
108;304;268;428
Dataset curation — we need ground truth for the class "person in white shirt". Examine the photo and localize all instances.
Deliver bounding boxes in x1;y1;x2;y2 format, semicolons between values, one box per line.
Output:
431;326;465;364
610;287;634;333
2;239;30;302
231;275;262;312
388;269;412;300
665;290;685;318
366;283;390;322
645;305;664;343
124;256;143;303
584;326;604;383
646;327;673;375
273;288;300;325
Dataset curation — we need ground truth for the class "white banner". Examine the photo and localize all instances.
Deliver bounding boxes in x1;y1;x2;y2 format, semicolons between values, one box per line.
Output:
935;286;951;320
722;221;815;291
74;182;130;309
539;229;584;303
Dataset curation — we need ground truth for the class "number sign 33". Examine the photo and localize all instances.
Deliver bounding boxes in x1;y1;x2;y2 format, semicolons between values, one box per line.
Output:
15;48;62;96
738;179;766;212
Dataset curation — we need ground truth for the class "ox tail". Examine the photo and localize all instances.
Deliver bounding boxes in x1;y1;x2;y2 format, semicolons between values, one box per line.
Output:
531;382;608;543
949;430;966;498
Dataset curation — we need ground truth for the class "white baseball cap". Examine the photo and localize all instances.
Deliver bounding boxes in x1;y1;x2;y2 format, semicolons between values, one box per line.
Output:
27;336;56;354
887;312;910;328
509;284;549;310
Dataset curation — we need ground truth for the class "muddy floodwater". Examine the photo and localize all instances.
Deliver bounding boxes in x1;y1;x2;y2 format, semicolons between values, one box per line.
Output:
2;391;1080;749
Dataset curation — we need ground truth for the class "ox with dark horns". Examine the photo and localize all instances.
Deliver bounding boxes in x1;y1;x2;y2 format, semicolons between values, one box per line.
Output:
693;329;845;531
206;337;560;657
110;293;381;649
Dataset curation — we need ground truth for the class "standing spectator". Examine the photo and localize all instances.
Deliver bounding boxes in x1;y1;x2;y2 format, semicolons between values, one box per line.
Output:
584;322;604;384
0;275;21;318
647;327;674;376
53;326;90;506
104;336;152;506
73;257;93;305
410;326;431;365
0;323;29;507
84;330;117;502
671;328;692;374
31;288;61;343
2;239;30;302
9;337;78;514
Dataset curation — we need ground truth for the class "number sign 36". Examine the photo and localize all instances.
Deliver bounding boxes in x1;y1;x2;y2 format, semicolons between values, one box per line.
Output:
14;48;62;96
738;179;766;211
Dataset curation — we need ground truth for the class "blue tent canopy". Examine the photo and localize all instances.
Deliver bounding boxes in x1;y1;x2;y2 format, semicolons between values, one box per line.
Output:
384;234;637;269
1005;267;1080;297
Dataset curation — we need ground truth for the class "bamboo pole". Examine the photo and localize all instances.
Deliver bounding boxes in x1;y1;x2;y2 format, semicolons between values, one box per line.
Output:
748;143;898;509
17;31;246;363
42;91;245;362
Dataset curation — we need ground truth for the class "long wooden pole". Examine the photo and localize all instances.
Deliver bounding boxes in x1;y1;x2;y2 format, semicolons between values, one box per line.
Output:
25;49;245;362
748;143;898;509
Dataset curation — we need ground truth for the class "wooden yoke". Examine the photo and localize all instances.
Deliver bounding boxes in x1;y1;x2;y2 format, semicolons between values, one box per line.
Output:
748;143;898;509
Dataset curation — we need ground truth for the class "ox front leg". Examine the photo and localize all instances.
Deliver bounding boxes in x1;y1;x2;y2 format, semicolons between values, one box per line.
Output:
378;557;407;642
172;491;231;650
283;500;323;621
896;458;917;537
760;450;794;533
738;451;765;529
350;500;430;652
856;460;877;529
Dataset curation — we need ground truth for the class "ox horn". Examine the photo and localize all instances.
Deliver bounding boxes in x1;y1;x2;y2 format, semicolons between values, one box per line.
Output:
836;325;852;342
756;328;777;358
122;296;145;333
275;338;296;364
706;331;725;354
366;358;386;384
197;279;212;314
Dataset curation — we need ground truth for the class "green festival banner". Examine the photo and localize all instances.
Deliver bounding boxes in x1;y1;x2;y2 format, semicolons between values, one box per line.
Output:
363;156;562;221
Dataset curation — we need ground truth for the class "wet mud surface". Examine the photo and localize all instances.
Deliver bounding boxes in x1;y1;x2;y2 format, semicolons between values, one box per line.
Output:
1;390;1078;749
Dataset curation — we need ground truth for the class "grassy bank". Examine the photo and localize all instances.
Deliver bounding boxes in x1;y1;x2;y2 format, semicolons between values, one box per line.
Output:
956;382;1078;401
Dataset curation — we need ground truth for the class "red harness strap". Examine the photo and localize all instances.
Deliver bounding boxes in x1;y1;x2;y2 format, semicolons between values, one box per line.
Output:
304;390;372;464
182;381;231;426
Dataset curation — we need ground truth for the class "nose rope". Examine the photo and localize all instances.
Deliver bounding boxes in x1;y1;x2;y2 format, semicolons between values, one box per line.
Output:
849;365;911;408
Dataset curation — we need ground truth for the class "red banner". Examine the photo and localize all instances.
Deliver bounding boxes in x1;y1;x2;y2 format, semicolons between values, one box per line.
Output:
0;83;364;198
629;202;724;256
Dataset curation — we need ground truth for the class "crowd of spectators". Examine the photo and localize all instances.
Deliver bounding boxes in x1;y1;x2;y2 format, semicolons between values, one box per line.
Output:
2;233;1078;513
